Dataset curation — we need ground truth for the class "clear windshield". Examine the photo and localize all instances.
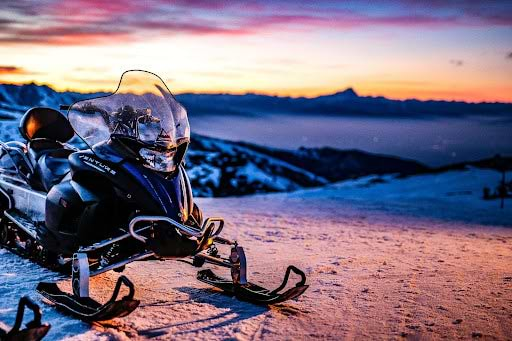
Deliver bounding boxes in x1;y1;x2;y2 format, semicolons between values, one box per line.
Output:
68;70;190;150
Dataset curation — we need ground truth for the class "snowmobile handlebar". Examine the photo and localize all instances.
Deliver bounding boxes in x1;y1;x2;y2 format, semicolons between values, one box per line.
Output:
128;215;224;243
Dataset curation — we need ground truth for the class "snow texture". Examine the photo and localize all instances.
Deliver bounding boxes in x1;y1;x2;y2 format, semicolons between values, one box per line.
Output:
1;168;511;340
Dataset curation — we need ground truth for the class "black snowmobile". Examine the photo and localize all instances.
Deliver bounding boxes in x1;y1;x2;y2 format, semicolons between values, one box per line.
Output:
0;70;308;322
0;296;50;341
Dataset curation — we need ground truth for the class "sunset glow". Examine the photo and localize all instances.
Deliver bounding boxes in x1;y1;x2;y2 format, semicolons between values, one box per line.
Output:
1;0;511;102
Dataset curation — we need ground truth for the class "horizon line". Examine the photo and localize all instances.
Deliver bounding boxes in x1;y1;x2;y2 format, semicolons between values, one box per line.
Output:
1;79;511;105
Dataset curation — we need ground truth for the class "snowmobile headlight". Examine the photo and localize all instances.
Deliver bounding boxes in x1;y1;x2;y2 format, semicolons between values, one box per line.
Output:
139;147;176;173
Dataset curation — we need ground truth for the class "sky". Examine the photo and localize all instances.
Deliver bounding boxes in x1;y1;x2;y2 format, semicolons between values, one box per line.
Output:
0;0;511;102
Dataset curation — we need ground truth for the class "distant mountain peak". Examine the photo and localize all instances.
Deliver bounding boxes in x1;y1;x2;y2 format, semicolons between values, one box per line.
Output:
339;87;358;96
333;87;358;98
316;87;358;100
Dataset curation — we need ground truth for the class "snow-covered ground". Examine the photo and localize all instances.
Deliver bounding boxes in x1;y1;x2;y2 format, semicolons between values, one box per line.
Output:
288;167;512;227
1;168;511;340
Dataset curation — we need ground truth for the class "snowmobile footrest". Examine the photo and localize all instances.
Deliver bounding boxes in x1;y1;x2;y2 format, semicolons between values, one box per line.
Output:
36;276;139;322
197;265;309;305
0;296;50;341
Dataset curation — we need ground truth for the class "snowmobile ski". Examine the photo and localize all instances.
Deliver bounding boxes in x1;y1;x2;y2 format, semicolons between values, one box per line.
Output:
197;265;309;305
0;296;50;341
36;276;139;322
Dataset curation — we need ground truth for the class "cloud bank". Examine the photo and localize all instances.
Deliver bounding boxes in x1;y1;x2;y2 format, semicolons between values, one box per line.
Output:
1;0;511;46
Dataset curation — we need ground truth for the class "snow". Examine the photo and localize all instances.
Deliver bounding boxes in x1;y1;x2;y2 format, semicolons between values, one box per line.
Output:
188;163;221;188
186;135;329;196
287;167;511;227
193;135;327;184
1;168;511;339
235;162;297;191
0;118;22;143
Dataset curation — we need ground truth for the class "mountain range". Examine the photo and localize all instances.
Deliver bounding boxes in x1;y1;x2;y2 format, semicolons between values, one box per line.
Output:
0;82;509;196
1;82;511;120
177;88;512;119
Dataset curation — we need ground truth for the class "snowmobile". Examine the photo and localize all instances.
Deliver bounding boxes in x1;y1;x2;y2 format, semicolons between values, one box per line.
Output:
0;296;50;341
0;70;308;321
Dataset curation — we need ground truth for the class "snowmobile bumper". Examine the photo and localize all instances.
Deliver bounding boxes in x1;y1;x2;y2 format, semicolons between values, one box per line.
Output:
129;215;224;242
128;215;224;257
0;296;50;341
197;266;309;305
36;276;139;322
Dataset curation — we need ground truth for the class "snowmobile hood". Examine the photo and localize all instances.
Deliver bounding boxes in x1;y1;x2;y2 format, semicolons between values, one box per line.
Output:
122;161;188;222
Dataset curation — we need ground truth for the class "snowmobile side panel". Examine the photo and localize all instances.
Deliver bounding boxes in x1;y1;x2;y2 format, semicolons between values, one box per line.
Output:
44;176;120;254
68;151;188;219
36;276;139;322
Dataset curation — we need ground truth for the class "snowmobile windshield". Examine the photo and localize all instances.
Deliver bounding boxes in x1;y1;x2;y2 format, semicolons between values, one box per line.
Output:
67;70;190;170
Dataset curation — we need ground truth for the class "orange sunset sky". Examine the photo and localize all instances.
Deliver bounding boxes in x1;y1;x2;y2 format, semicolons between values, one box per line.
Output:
0;0;511;102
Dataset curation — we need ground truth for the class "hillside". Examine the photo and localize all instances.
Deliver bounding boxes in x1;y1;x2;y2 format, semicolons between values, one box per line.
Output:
236;142;427;182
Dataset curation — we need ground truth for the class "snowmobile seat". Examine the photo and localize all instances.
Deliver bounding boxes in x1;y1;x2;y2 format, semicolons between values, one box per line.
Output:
33;145;73;191
27;139;70;166
25;139;74;191
19;107;75;191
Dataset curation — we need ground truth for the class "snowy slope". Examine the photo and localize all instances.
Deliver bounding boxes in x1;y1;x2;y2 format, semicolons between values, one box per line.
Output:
286;167;511;226
186;135;328;196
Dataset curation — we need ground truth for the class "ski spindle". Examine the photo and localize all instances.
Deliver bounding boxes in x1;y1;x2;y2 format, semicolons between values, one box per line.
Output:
72;253;90;298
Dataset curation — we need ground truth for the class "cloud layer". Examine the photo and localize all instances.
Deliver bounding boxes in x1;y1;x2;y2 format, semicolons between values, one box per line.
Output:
1;0;511;46
0;66;25;74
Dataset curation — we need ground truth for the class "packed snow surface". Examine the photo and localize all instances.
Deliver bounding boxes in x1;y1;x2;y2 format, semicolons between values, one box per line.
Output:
1;168;511;340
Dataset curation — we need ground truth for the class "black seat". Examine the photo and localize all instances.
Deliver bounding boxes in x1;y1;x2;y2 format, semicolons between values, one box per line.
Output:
29;139;74;191
19;107;75;191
